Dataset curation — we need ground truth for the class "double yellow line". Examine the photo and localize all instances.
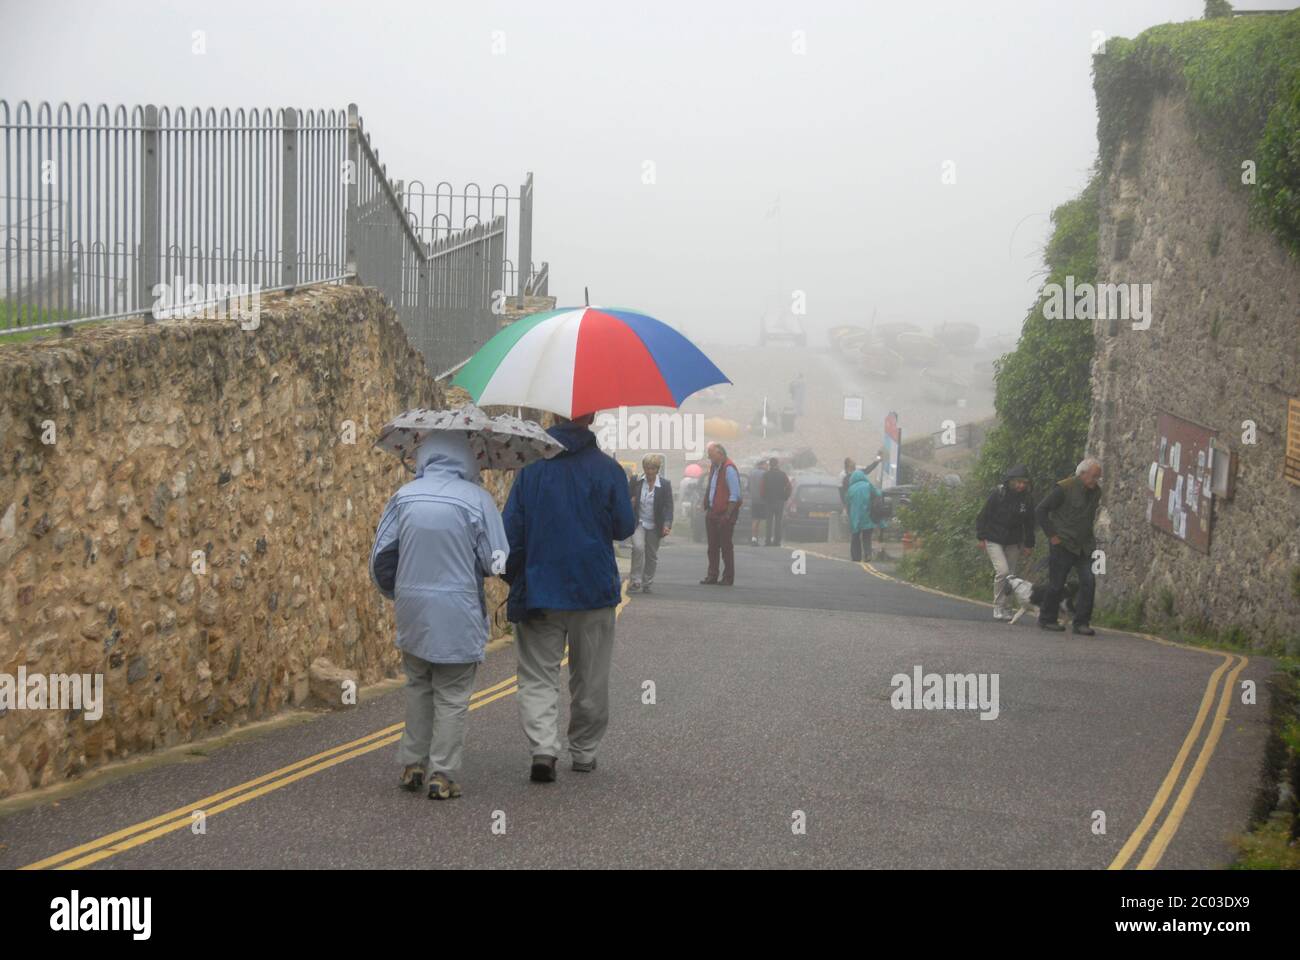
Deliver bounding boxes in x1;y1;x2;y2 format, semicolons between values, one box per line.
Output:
811;548;1251;869
27;584;634;870
22;672;526;870
1109;649;1248;870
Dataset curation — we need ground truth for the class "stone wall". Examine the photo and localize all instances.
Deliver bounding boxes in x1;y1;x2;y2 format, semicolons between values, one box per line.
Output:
1089;92;1300;649
0;285;531;797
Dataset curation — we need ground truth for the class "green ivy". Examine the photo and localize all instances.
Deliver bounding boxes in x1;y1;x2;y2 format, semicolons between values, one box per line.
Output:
898;178;1099;596
1093;10;1300;255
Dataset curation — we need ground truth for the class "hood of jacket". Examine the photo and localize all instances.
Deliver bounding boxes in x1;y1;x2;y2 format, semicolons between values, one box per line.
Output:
414;430;480;483
848;469;870;487
548;421;598;455
1001;463;1030;483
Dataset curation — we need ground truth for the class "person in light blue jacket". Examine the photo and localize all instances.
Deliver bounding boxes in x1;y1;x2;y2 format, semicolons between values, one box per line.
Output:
370;429;508;800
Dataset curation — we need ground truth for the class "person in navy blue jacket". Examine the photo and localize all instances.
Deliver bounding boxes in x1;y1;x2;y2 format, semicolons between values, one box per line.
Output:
502;414;636;782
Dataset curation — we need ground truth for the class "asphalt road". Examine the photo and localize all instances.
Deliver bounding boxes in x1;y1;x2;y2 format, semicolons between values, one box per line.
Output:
0;539;1272;869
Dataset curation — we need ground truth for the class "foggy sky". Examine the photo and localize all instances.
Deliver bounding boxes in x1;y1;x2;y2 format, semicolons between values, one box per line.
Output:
4;0;1287;343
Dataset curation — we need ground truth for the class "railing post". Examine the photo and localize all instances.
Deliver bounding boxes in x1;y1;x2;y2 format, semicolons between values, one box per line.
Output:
488;220;504;333
345;103;360;280
281;107;298;288
140;104;160;318
517;171;533;298
417;248;430;357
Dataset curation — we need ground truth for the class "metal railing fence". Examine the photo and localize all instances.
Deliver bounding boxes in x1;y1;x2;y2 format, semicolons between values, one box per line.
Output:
1;99;547;376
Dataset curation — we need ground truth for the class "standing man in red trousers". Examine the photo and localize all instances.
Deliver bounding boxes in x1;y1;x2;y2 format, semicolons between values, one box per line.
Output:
700;441;741;586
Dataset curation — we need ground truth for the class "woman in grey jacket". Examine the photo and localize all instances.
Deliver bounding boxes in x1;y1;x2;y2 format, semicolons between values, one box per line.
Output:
370;430;509;799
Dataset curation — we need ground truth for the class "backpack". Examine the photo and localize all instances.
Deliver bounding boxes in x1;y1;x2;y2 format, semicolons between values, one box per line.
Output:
869;488;889;524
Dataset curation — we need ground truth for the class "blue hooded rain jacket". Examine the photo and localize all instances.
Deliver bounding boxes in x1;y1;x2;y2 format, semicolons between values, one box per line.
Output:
370;430;509;663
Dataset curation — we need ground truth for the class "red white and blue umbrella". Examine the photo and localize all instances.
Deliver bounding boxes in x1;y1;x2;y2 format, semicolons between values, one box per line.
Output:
452;306;730;418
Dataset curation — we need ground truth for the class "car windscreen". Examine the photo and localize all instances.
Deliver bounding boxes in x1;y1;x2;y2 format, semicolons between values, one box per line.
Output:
796;485;841;506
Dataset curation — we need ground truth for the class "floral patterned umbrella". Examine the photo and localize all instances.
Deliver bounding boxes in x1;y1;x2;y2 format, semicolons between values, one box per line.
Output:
375;403;563;473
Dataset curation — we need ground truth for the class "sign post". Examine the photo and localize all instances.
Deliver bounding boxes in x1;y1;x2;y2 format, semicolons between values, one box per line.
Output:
1286;398;1300;487
882;412;901;490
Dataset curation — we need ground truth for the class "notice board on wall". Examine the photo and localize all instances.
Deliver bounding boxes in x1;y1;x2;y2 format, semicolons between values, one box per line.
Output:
1147;412;1216;554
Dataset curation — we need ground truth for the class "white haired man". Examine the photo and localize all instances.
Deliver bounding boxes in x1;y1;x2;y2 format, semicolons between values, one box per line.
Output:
1034;458;1103;635
700;442;741;586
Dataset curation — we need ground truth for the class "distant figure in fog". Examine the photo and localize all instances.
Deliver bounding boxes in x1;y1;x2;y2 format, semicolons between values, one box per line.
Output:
1035;458;1102;636
846;468;883;562
700;441;741;586
760;457;792;546
370;430;508;801
748;458;769;546
839;457;856;507
789;373;806;416
975;463;1035;621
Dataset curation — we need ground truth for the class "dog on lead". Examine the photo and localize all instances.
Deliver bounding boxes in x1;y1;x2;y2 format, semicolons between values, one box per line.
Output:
1003;573;1077;625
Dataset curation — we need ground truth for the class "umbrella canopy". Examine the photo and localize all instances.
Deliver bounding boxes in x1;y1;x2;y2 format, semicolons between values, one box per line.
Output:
453;306;730;418
375;403;563;473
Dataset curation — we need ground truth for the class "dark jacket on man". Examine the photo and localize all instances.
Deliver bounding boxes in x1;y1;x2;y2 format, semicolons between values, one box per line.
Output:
760;466;792;506
628;474;674;531
502;421;637;620
975;464;1035;547
1035;474;1102;556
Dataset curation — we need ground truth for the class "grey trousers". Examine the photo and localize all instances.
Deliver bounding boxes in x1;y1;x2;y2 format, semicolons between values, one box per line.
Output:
398;652;478;775
629;524;662;586
515;607;616;765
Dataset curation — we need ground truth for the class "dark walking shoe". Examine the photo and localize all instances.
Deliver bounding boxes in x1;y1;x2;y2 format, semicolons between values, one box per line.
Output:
627;582;641;593
1038;621;1066;632
530;755;557;782
718;579;734;587
699;577;719;585
1073;624;1096;636
572;758;597;773
399;764;426;791
640;584;651;594
427;772;462;800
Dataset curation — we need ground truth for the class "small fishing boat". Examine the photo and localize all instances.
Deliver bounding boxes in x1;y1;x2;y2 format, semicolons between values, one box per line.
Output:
933;321;980;352
921;367;971;404
894;331;943;366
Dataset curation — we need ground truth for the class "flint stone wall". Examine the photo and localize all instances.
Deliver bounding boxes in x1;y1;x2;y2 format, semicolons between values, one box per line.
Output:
1089;92;1300;649
0;284;522;798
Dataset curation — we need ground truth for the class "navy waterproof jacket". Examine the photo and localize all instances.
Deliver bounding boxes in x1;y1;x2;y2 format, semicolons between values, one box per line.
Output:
502;421;637;617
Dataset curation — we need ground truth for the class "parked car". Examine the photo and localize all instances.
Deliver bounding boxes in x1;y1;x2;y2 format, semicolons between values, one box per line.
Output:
759;310;806;347
781;472;845;542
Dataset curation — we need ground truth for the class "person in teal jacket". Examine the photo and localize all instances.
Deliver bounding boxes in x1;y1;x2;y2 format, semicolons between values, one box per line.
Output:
846;469;882;562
